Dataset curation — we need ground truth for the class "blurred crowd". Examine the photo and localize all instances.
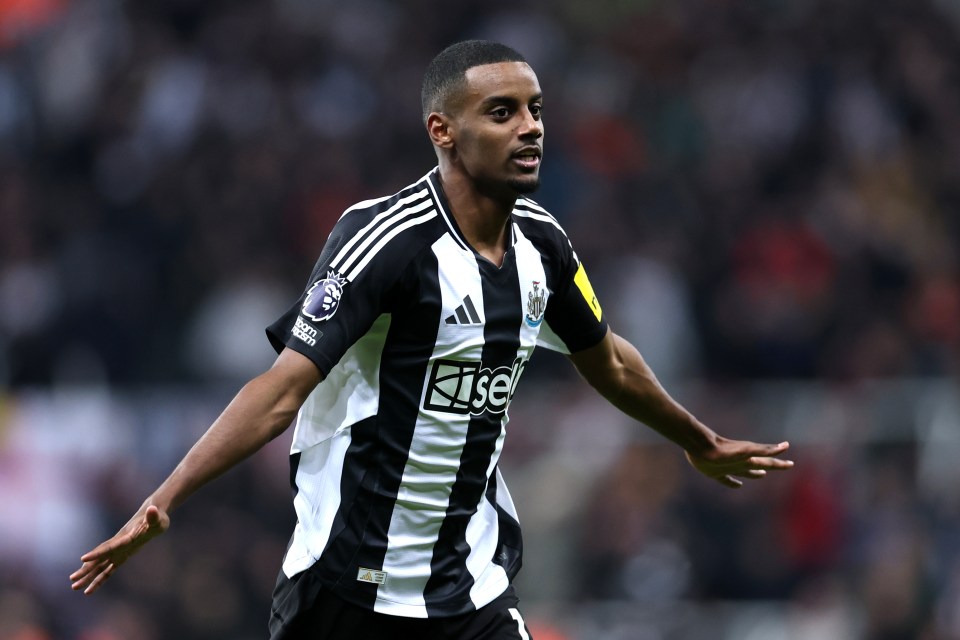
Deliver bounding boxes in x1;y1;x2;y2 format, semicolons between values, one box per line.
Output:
2;0;960;638
3;0;960;387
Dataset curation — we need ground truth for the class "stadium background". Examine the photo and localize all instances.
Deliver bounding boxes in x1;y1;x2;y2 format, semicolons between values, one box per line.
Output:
2;0;960;637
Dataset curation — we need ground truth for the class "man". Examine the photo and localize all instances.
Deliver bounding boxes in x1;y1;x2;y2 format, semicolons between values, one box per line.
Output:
70;40;793;639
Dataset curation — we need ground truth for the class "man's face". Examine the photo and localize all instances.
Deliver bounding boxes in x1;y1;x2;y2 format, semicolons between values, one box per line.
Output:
447;61;544;195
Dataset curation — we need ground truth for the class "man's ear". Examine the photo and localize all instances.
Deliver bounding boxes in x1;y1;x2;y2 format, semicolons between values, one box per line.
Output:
426;112;455;150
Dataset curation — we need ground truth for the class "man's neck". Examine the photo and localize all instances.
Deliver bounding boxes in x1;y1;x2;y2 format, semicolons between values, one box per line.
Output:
437;168;515;267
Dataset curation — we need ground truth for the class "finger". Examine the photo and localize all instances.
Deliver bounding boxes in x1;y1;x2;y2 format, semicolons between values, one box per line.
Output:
71;569;91;590
717;474;743;489
79;549;105;564
745;441;791;457
748;456;794;470
84;562;116;595
70;560;99;583
732;469;767;479
70;563;91;582
70;556;111;583
71;572;96;591
145;505;161;527
71;559;108;590
767;441;790;455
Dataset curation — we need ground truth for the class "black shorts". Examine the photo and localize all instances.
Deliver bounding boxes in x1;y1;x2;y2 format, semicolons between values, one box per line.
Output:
269;567;533;640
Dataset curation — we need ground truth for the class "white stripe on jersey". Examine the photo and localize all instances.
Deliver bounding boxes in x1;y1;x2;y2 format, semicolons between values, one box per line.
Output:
339;194;394;219
430;236;487;360
494;466;520;522
513;224;551;354
514;219;576;354
468;468;521;603
283;430;353;577
374;233;485;617
283;315;392;578
465;429;510;605
331;188;432;272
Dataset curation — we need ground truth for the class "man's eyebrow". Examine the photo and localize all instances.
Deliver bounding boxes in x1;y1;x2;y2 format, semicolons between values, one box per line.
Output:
479;93;544;108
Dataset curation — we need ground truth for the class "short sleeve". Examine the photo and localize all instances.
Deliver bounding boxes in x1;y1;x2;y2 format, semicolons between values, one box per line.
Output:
266;212;403;376
537;242;608;354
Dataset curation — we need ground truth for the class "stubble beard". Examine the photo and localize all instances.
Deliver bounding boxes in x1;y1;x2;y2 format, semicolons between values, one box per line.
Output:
508;175;541;194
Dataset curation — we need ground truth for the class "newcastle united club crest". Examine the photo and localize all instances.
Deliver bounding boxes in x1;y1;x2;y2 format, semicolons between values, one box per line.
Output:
525;281;547;327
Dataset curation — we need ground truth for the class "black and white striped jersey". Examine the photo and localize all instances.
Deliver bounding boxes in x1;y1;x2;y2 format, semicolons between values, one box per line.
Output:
266;167;607;618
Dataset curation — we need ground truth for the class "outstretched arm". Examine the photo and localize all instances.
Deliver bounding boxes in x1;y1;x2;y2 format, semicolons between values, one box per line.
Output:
70;347;323;594
568;329;793;488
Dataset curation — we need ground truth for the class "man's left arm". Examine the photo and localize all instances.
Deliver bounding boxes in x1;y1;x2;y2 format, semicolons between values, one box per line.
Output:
568;329;793;488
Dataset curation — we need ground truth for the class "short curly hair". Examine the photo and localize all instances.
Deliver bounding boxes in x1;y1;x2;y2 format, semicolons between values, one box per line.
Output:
421;40;528;123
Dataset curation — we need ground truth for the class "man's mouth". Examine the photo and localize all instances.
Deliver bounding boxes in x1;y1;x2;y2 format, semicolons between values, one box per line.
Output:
511;147;542;170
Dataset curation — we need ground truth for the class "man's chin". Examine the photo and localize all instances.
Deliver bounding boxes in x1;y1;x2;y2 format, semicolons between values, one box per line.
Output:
508;176;540;194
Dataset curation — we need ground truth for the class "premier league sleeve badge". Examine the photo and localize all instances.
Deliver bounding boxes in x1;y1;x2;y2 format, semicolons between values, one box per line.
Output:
302;271;348;322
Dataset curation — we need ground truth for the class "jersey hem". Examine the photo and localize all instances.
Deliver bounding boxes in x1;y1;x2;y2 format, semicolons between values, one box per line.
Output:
343;582;511;618
301;560;511;619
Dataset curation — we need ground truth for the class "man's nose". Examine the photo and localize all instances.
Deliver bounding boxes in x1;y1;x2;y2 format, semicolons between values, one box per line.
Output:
519;109;543;138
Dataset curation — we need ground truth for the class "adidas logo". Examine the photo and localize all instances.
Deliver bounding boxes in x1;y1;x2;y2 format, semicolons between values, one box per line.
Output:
445;295;483;325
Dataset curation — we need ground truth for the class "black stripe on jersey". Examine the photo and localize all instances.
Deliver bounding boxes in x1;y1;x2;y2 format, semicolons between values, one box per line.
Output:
424;255;523;614
487;470;523;579
324;249;444;609
280;451;304;572
310;415;378;591
288;451;302;498
512;200;566;235
512;197;552;216
331;190;434;279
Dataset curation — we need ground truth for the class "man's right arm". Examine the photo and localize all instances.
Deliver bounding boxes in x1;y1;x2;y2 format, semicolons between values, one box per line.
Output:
149;347;322;514
70;347;323;594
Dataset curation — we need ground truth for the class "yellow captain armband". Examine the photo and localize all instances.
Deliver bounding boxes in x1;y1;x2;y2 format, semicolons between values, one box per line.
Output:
573;263;602;321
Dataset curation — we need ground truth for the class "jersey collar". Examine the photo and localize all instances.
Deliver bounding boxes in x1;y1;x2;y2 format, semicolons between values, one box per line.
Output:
425;167;517;253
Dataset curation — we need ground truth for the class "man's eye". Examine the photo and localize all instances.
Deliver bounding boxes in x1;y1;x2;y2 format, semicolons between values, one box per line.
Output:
491;107;510;119
530;104;543;118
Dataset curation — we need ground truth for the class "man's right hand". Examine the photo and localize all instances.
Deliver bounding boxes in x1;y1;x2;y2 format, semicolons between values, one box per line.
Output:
70;504;170;594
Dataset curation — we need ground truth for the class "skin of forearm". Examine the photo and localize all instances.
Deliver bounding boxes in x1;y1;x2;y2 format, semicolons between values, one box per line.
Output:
148;368;307;514
583;334;718;455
